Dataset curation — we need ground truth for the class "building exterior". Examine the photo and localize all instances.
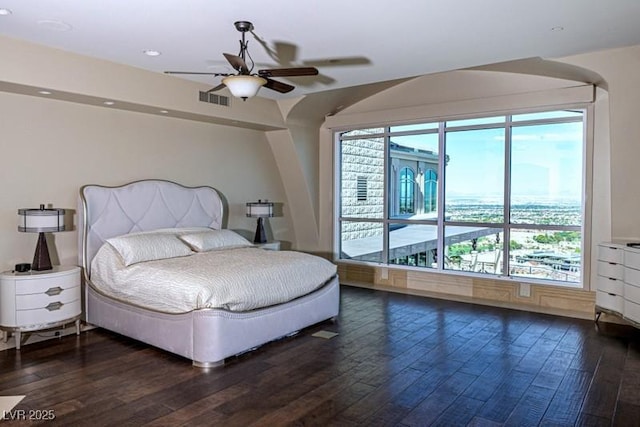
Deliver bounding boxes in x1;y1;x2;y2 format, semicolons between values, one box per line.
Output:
340;130;439;262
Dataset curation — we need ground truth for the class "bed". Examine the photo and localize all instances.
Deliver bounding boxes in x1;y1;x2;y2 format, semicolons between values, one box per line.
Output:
78;179;340;367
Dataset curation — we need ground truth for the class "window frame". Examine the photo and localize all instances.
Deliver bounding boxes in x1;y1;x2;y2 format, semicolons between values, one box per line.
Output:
334;106;592;289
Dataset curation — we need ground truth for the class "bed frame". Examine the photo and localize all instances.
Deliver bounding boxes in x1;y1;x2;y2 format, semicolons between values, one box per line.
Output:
78;179;339;367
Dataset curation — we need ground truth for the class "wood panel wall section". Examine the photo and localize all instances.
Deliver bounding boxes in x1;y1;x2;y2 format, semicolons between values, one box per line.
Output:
337;263;595;319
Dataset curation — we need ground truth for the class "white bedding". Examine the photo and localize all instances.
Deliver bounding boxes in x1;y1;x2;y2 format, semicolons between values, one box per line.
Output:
90;244;337;313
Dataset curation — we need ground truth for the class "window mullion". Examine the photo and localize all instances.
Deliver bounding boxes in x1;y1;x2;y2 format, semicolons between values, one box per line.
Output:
437;121;446;270
503;116;513;277
382;130;390;264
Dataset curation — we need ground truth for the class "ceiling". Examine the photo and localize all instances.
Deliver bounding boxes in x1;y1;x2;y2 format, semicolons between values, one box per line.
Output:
1;0;640;100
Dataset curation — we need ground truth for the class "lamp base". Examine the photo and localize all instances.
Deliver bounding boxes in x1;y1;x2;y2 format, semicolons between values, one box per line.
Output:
254;217;267;244
32;232;52;271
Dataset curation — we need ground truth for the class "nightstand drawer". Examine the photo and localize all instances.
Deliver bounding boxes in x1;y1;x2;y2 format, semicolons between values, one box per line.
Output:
625;266;640;287
596;275;624;295
16;298;81;326
625;283;640;305
599;244;624;264
14;272;79;295
16;285;79;310
596;290;624;314
624;299;640;324
255;241;281;251
624;248;640;271
597;261;624;280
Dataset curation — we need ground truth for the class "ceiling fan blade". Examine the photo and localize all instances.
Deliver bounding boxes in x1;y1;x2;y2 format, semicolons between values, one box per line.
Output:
223;53;249;74
258;67;319;78
164;71;222;75
263;78;295;94
302;56;370;67
206;83;226;93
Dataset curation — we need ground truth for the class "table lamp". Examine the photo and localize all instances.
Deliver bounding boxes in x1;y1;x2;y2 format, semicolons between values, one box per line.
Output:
246;200;274;244
18;204;65;271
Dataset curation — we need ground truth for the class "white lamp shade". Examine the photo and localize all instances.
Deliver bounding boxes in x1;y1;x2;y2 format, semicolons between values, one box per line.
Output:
222;75;267;99
246;200;274;218
18;206;65;233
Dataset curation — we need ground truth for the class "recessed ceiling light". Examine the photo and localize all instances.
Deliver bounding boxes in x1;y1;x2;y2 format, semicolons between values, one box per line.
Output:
0;8;12;16
37;19;73;32
551;26;564;32
143;49;162;57
38;90;52;95
103;101;115;106
159;110;169;114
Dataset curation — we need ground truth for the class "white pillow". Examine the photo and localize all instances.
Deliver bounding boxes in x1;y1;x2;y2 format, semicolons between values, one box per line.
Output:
179;229;253;252
107;233;193;266
138;227;213;236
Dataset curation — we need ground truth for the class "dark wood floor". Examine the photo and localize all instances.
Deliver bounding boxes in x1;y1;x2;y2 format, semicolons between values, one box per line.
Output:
2;285;640;426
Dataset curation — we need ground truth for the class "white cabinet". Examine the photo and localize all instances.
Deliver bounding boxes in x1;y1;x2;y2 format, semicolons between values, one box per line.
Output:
596;243;625;315
623;246;640;324
0;265;81;349
596;242;640;327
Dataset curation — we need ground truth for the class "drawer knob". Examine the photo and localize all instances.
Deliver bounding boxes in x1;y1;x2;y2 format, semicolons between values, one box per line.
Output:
45;287;63;296
45;301;64;311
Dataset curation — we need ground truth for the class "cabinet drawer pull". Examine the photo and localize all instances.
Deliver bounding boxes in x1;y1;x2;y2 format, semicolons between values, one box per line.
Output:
45;302;64;311
45;287;63;296
608;293;616;296
609;278;617;281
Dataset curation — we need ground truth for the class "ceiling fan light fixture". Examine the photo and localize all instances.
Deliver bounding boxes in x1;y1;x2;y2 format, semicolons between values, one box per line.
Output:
222;75;267;100
164;21;318;98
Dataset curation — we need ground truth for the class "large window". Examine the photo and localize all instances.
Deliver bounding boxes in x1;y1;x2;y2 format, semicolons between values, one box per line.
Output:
337;109;586;285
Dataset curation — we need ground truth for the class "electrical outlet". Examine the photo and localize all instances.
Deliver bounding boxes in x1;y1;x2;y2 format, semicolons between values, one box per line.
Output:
519;283;531;297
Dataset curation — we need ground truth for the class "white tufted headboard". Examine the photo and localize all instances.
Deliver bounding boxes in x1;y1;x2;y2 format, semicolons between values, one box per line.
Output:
79;180;223;276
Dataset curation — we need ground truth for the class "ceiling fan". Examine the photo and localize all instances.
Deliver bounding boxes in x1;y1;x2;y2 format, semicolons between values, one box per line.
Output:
164;21;319;100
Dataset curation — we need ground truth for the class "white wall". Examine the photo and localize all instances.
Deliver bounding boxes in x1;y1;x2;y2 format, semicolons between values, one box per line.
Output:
0;92;292;272
559;45;640;240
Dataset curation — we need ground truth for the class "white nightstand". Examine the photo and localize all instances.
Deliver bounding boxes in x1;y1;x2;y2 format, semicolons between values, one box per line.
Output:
0;265;82;349
255;241;281;251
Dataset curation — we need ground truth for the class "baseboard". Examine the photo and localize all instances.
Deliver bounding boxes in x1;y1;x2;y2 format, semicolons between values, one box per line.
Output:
341;281;595;321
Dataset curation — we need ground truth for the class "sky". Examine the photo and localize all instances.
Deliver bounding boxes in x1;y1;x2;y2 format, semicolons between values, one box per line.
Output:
391;114;583;202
